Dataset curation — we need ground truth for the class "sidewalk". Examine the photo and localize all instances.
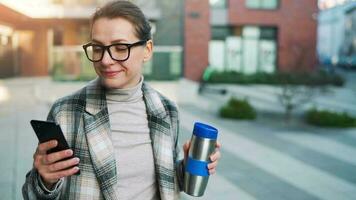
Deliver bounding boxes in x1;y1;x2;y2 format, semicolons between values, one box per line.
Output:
1;76;356;200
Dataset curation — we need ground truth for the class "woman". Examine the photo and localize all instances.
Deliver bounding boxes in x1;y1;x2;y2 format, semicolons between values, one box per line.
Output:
22;1;221;199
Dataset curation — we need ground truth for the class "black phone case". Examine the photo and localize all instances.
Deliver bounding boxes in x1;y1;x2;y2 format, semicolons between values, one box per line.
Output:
30;120;80;175
30;120;70;154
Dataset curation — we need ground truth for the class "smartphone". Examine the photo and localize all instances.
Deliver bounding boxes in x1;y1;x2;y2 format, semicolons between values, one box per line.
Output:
30;120;80;174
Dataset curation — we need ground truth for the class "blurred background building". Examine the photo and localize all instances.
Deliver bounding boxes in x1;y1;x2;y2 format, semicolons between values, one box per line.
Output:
4;0;353;82
0;0;183;80
185;0;318;81
317;0;356;69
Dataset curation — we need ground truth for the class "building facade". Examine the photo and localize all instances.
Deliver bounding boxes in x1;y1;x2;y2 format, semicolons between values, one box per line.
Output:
317;1;356;68
184;0;318;81
1;0;318;81
0;0;183;80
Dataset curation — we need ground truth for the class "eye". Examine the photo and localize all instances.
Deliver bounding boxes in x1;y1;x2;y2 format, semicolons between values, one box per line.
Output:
114;45;127;51
92;46;102;52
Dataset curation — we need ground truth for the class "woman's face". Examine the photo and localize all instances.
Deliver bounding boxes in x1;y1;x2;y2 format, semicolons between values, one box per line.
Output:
91;17;152;89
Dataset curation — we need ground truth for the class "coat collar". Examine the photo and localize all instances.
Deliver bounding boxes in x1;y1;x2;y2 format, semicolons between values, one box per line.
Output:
84;78;167;118
84;78;106;116
142;82;168;119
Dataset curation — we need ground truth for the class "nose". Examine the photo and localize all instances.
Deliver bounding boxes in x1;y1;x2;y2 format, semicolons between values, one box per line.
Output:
101;49;115;66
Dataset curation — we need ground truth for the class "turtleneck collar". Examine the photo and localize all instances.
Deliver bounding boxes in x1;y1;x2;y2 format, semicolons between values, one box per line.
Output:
105;76;143;103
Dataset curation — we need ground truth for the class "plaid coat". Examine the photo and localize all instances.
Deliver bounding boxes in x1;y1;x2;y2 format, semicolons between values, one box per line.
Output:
23;78;184;200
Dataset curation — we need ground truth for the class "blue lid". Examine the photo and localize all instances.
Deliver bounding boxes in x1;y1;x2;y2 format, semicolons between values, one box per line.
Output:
193;122;218;139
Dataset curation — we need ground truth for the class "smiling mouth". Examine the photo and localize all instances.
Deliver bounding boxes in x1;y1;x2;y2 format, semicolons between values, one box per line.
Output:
101;70;123;78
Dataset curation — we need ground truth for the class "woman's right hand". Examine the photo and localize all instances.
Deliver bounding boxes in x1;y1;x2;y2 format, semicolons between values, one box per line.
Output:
33;140;80;189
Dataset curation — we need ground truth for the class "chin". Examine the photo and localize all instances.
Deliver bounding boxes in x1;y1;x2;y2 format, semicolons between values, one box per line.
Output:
100;78;125;89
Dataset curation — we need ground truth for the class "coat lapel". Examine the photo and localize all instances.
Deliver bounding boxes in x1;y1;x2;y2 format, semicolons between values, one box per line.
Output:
83;78;119;200
142;83;176;200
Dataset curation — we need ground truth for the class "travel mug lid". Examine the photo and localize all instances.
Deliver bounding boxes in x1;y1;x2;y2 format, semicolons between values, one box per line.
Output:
193;122;218;139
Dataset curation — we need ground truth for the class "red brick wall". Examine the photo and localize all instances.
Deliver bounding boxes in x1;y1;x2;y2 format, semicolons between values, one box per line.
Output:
184;0;210;81
228;0;318;72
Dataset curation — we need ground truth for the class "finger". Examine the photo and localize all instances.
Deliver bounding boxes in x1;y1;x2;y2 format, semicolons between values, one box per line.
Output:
207;161;218;170
209;169;216;175
210;151;221;162
43;166;80;181
44;149;73;164
183;140;191;160
215;141;222;149
37;140;58;155
183;140;191;151
48;157;80;172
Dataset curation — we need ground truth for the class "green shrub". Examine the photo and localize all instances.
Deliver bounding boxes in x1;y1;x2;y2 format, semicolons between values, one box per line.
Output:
305;108;356;127
207;71;344;87
220;98;256;120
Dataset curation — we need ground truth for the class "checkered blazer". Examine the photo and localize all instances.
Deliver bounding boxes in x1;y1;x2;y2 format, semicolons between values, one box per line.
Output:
22;78;184;200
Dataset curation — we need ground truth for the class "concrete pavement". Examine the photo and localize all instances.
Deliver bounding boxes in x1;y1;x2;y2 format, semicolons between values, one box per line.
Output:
178;105;356;200
0;76;356;200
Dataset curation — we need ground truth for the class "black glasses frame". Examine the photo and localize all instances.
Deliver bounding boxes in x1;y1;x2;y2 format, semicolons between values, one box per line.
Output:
82;40;147;62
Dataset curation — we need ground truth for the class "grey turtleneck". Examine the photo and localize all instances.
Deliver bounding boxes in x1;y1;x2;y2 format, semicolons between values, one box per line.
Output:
106;77;159;200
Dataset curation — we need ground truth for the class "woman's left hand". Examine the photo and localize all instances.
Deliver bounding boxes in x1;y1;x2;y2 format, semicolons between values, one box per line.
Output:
183;140;222;175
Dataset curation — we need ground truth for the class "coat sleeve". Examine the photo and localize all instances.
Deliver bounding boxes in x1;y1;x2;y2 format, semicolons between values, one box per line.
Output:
170;103;185;191
22;169;63;200
22;101;64;199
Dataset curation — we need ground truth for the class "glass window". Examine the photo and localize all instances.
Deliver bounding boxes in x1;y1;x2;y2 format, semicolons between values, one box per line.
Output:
261;0;278;9
260;28;277;40
242;26;260;38
246;0;279;10
209;40;226;71
242;26;277;73
210;0;227;9
209;26;277;74
212;26;232;40
246;0;260;8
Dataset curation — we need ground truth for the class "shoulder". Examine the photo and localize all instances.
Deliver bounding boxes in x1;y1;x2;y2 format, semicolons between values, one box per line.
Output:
160;93;178;115
49;83;88;117
142;82;179;117
50;78;102;114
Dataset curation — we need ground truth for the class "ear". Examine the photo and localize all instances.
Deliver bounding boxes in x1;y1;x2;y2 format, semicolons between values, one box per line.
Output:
143;40;153;62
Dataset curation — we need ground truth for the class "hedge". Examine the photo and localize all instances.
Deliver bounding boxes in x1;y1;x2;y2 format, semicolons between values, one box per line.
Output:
220;98;256;120
305;108;356;127
207;71;344;87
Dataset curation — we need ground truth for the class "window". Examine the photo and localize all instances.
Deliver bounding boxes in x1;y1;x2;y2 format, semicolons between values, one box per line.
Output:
211;26;232;40
210;0;227;9
242;26;277;73
246;0;279;10
209;26;277;74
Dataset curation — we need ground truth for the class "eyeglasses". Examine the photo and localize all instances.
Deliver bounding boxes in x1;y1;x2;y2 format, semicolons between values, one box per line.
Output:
82;40;147;62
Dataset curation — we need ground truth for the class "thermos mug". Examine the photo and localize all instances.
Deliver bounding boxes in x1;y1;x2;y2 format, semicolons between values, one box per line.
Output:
183;122;218;196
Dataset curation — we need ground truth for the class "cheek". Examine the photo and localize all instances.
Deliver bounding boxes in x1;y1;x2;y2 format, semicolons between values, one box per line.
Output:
93;63;101;73
121;60;141;72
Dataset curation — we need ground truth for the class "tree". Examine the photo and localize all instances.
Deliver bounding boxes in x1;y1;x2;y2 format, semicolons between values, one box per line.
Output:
276;41;330;122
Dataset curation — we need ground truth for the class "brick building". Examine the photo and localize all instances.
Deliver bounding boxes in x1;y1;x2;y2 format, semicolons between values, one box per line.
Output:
184;0;318;81
1;0;318;81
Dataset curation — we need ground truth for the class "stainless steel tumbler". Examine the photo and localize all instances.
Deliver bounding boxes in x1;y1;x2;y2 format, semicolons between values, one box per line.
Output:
183;122;218;197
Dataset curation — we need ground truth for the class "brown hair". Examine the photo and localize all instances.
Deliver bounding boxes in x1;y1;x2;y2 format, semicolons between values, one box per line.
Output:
91;0;151;41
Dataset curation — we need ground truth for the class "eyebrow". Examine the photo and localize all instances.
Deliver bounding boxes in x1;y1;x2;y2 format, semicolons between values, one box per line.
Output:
91;39;103;44
91;38;129;44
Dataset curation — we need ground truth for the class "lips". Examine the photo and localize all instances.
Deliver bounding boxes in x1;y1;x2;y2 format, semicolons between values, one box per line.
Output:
101;70;123;78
